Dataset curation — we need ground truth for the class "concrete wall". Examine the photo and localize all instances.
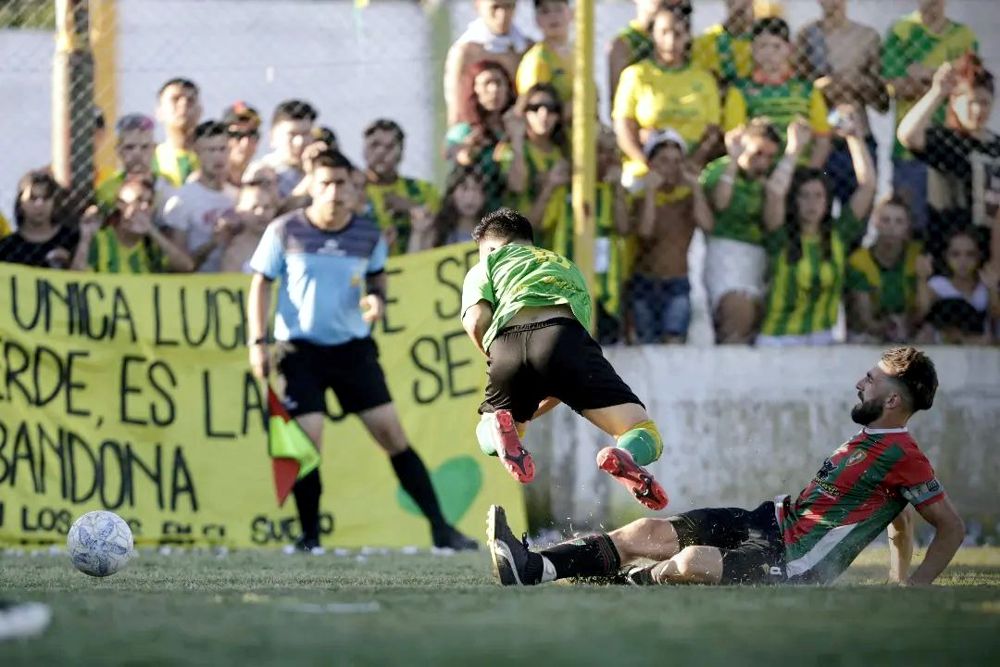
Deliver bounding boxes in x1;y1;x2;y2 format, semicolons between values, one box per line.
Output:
524;346;1000;537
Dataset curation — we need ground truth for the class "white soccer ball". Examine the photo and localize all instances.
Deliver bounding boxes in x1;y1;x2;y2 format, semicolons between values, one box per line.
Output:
67;511;134;577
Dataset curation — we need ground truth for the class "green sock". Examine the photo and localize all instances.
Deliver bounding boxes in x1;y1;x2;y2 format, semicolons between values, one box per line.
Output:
616;421;662;466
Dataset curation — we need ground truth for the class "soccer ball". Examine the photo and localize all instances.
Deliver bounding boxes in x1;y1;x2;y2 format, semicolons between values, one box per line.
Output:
67;511;134;577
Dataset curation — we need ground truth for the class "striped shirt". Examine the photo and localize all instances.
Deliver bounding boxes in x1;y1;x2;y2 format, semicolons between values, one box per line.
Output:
365;177;440;256
723;75;831;143
613;20;654;69
87;227;166;274
778;427;944;584
691;24;753;88
152;143;199;189
845;241;923;317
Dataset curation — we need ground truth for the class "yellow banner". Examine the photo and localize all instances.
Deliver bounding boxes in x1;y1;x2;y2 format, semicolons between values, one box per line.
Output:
0;243;525;547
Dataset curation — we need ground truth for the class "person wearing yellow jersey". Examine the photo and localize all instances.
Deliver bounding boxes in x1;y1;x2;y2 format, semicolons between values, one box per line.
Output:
95;113;173;218
517;0;573;110
757;110;876;346
723;18;832;170
72;176;193;274
362;119;440;255
692;0;755;90
613;4;721;189
153;78;202;188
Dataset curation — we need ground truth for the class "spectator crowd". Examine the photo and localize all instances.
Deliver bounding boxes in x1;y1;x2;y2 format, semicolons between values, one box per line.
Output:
0;0;998;346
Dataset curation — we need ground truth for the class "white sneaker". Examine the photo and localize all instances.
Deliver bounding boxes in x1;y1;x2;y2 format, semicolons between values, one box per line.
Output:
0;601;52;641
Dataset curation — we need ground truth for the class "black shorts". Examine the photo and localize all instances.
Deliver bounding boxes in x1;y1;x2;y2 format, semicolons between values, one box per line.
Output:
274;337;392;417
481;317;642;423
668;501;786;585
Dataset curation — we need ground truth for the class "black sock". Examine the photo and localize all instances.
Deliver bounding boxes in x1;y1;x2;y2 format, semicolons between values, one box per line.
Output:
391;447;447;530
540;534;621;579
292;468;322;542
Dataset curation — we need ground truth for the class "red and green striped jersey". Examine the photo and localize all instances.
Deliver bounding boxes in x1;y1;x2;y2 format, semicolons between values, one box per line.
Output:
778;427;944;583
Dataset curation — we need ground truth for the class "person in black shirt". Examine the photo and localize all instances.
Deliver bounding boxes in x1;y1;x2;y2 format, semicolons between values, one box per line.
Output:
0;171;81;268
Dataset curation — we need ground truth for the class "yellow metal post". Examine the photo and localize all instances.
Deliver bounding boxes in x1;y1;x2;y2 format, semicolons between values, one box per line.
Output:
572;0;597;329
91;0;118;184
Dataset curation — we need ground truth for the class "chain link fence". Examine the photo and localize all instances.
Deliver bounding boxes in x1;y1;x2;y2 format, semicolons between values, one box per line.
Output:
0;0;998;345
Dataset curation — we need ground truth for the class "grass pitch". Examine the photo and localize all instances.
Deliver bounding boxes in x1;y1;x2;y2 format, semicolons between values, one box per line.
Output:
2;546;999;666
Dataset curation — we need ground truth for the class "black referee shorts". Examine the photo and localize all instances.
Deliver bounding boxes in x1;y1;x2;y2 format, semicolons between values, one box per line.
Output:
667;501;786;585
481;317;642;423
274;337;392;417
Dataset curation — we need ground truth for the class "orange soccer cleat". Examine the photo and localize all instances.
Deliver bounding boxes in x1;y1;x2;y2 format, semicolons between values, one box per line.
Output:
596;446;668;511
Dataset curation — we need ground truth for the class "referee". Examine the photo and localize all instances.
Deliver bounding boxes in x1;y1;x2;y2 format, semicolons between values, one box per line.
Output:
247;149;477;553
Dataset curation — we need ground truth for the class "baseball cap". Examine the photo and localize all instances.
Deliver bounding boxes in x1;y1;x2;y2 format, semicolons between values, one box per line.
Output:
643;128;687;159
221;101;261;130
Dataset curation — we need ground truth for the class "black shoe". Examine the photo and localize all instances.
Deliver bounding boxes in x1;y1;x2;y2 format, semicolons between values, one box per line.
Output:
0;600;52;641
284;535;324;555
623;564;657;586
432;525;479;551
486;504;538;586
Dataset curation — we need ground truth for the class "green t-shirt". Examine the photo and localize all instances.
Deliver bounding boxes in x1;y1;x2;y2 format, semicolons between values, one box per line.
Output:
845;241;923;316
700;156;765;245
760;209;866;337
461;243;592;351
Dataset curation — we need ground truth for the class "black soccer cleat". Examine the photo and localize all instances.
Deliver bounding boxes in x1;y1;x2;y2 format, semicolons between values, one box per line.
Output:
432;525;480;551
486;504;537;586
623;564;658;586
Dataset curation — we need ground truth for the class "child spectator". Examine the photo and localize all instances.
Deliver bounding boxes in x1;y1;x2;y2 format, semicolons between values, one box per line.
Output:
73;176;193;274
414;166;487;250
250;99;318;199
613;4;721;189
692;0;755;91
846;195;924;343
916;230;999;341
724;18;832;170
153;78;202;188
220;179;280;273
0;170;79;268
222;101;262;189
629;129;713;344
517;0;573;108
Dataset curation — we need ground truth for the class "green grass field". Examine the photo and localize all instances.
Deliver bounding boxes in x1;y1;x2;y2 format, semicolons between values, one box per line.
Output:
2;546;999;666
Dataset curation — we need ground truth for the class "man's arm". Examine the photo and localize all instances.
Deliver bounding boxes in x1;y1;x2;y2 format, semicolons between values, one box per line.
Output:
462;300;494;358
247;272;273;379
908;496;965;586
443;42;470;127
888;505;915;583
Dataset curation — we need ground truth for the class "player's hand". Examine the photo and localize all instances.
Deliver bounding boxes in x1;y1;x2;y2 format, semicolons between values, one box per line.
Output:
786;117;813;156
79;205;102;239
915;253;935;280
930;62;959;97
360;294;384;323
724;127;746;161
249;343;271;380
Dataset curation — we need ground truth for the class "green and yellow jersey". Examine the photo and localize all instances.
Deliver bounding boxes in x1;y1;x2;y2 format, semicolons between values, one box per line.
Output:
614;20;654;69
365;177;440;256
845;241;923;317
496;140;568;249
461;243;592;351
691;24;753;88
516;41;573;105
723;74;831;142
699;156;765;245
152;143;199;188
87;226;166;274
882;12;978;159
760;209;866;337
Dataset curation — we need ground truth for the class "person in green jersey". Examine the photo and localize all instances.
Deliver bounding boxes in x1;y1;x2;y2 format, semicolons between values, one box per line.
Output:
153;78;202;188
757;108;876;346
95;113;160;215
847;194;924;343
691;0;755;91
487;347;965;588
461;208;668;510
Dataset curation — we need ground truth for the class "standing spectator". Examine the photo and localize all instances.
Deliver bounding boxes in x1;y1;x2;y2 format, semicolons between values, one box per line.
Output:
757;113;876;346
73;176;193;274
916;230;999;343
692;0;755;91
612;4;721;189
629;129;713;344
847;195;924;343
724;18;832;170
0;171;80;268
883;0;978;231
153;78;202;188
246;150;478;553
161;121;239;273
700;120;782;344
363;119;440;255
414;166;487;250
898;57;1000;260
499;83;569;247
95;114;167;215
446;60;517;214
444;0;531;126
221;179;280;273
222;102;262;189
796;0;888;208
250;100;318;200
516;0;573;107
592;127;631;344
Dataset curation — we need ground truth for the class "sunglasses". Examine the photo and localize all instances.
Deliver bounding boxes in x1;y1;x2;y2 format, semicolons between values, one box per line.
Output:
228;128;260;140
525;102;559;113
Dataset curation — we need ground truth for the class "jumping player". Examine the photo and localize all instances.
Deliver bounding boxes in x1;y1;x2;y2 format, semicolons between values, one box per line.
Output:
461;208;668;510
487;346;965;586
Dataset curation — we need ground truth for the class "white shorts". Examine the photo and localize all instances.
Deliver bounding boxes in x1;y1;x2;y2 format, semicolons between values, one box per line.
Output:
704;237;767;311
756;329;836;347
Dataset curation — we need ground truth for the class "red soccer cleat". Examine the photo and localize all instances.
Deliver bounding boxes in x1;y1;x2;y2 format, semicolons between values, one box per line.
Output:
596;447;668;510
493;410;535;483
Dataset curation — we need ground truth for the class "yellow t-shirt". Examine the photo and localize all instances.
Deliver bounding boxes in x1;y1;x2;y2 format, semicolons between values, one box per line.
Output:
612;60;721;181
0;212;11;239
691;24;753;87
153;143;200;188
516;41;574;105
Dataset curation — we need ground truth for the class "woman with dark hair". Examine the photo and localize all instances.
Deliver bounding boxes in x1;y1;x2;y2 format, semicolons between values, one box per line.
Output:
445;59;516;213
411;166;487;250
0;170;79;268
72;176;194;273
757;109;875;346
498;83;569;248
898;54;1000;260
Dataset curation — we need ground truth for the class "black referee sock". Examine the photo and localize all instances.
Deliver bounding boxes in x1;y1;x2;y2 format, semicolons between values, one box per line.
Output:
391;447;447;530
292;469;322;542
540;533;621;580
